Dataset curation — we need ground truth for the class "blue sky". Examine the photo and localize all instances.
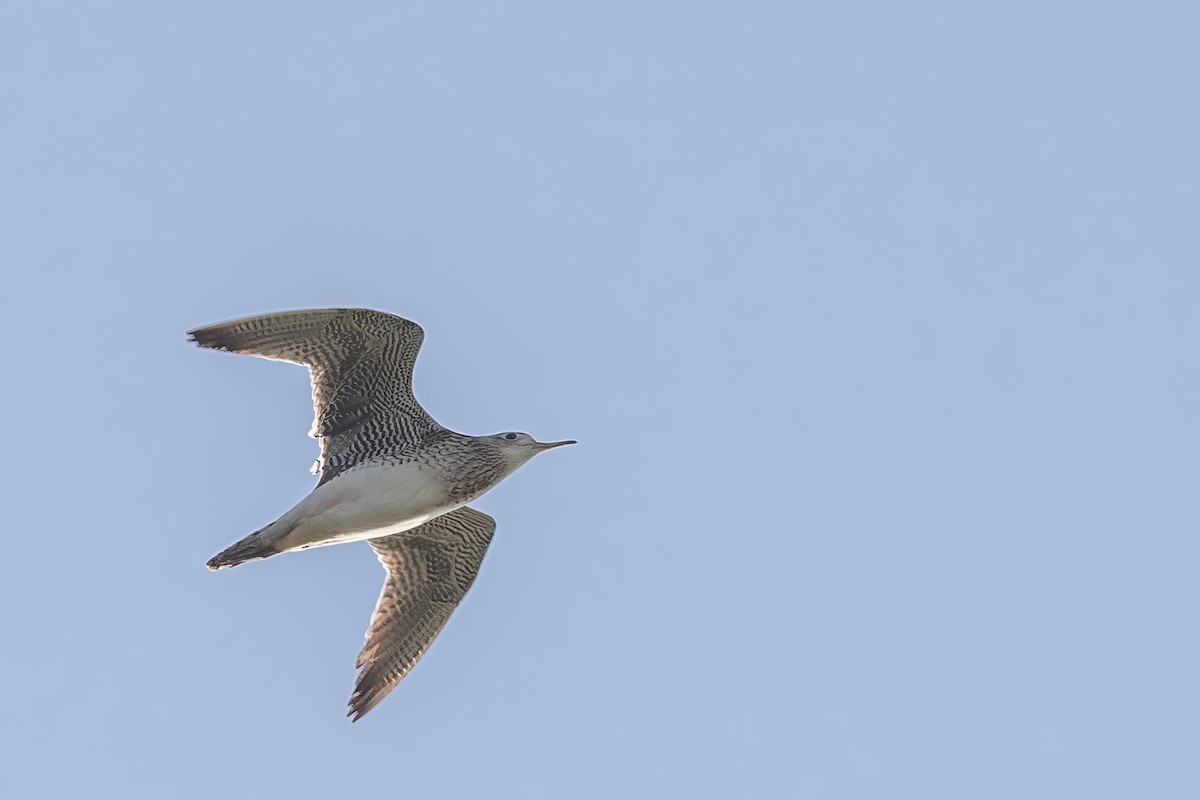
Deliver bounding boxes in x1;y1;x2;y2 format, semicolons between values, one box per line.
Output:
2;2;1198;797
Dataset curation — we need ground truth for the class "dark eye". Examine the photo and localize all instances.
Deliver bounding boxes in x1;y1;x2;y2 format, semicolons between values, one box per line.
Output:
504;433;518;441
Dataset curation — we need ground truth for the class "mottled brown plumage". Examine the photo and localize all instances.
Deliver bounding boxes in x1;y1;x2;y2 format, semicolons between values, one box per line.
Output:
188;308;440;485
188;308;574;720
350;506;496;721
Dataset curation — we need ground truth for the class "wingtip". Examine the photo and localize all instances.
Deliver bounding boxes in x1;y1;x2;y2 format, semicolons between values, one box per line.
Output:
186;328;212;349
346;686;387;722
186;327;221;350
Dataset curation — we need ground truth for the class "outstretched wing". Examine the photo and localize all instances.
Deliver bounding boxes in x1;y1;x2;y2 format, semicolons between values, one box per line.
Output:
349;506;497;721
188;308;443;484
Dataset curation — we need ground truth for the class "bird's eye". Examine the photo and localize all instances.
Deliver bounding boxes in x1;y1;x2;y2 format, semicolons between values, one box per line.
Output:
504;433;518;441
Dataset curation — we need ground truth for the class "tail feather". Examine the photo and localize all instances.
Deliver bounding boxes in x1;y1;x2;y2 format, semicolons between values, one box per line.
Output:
207;527;279;570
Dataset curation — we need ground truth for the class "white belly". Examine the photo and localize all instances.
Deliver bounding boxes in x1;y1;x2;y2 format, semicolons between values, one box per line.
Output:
271;460;462;552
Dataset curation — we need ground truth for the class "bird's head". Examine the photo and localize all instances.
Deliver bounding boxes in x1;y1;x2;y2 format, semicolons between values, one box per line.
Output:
491;431;576;468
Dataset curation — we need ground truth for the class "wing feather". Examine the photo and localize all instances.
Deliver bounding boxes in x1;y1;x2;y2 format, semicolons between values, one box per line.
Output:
348;507;497;721
188;308;443;483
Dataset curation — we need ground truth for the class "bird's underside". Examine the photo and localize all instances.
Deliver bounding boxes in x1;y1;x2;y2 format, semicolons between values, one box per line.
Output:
188;309;500;719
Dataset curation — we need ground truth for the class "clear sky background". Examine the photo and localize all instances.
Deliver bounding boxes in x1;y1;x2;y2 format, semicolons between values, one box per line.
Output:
2;2;1197;798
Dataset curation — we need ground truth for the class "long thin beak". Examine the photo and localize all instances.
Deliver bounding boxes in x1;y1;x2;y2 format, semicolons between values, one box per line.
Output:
536;439;577;450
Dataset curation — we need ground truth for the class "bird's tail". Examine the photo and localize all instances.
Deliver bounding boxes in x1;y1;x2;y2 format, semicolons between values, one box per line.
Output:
207;525;280;571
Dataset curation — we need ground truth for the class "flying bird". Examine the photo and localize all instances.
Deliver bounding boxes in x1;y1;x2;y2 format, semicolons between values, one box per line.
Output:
188;308;574;720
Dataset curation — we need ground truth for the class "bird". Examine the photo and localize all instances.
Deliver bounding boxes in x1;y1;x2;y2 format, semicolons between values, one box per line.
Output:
187;308;574;720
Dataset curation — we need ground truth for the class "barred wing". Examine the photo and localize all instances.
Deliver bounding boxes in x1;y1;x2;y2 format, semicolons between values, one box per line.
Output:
188;308;443;484
349;507;497;721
